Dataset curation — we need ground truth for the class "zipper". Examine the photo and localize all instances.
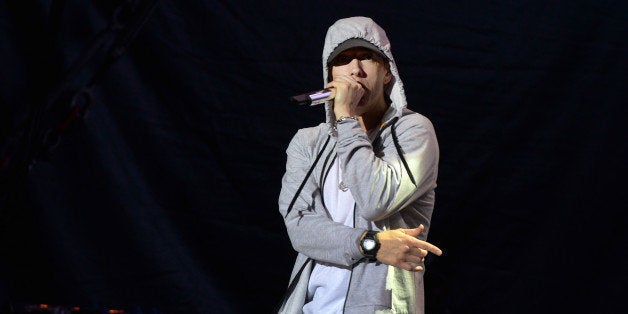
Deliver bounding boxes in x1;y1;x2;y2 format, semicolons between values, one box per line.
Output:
284;135;331;218
319;147;337;214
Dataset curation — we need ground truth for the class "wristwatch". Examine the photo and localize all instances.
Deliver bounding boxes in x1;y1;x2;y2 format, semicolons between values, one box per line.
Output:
360;231;380;260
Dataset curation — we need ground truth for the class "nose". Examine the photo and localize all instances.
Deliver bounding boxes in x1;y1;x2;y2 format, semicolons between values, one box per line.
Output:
349;58;366;77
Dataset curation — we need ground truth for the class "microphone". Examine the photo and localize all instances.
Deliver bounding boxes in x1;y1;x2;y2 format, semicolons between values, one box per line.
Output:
290;88;334;106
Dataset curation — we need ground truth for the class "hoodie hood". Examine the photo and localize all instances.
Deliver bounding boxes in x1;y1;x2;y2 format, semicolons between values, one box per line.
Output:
322;16;408;126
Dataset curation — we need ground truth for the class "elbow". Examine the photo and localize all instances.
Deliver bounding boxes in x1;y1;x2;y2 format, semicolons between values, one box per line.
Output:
358;203;389;221
356;188;398;221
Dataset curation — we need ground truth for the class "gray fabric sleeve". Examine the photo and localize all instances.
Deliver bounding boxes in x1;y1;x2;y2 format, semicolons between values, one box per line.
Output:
278;128;365;266
336;113;439;222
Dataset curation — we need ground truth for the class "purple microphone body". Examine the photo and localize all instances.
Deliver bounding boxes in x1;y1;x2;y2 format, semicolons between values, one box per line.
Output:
290;88;333;106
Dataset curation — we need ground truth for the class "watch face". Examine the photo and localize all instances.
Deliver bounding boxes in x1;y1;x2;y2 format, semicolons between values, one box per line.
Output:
363;239;376;251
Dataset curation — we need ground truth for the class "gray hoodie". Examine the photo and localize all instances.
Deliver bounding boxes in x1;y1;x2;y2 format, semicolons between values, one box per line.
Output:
278;16;439;314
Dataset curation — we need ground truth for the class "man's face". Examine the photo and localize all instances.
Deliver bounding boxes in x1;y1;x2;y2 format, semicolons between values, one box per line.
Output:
330;47;392;114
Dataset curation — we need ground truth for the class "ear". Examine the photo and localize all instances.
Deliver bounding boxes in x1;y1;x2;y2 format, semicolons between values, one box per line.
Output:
383;71;392;85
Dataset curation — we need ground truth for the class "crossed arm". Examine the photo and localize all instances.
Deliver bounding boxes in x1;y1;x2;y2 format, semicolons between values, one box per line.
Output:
280;122;442;271
365;224;442;272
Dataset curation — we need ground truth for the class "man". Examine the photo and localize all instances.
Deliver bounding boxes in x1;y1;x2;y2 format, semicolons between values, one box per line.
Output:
278;16;442;314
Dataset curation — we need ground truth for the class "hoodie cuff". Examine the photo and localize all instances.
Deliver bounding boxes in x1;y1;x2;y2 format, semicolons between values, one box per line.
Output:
348;228;368;261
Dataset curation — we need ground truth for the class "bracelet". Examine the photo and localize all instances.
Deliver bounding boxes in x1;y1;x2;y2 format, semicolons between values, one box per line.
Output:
336;116;358;123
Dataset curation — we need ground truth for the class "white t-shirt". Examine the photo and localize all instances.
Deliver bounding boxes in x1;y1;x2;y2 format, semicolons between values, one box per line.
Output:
303;157;355;314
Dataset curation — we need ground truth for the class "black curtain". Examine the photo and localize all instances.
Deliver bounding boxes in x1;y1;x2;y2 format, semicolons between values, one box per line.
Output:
1;1;626;313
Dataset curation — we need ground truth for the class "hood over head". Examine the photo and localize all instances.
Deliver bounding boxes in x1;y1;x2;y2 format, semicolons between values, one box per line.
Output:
322;16;408;126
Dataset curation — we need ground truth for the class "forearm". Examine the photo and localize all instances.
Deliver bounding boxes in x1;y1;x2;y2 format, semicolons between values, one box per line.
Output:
335;116;439;221
283;210;365;266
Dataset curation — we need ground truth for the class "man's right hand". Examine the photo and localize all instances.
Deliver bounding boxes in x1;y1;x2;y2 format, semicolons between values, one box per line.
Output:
375;224;442;271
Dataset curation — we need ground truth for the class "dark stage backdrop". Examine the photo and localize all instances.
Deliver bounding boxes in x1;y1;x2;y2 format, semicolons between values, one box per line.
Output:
1;1;626;313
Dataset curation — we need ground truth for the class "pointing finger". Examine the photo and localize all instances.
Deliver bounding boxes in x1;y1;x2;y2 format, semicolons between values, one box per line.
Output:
412;240;442;256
